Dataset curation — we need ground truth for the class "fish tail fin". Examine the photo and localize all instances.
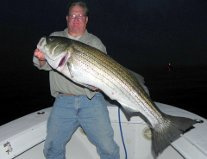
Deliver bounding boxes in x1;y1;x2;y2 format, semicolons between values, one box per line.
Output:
151;114;202;157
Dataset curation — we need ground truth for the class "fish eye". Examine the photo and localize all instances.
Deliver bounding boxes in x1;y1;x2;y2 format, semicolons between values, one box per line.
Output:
47;37;55;42
49;37;53;41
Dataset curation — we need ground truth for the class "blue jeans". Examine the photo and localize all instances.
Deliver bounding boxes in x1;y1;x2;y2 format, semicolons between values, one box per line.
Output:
44;93;120;159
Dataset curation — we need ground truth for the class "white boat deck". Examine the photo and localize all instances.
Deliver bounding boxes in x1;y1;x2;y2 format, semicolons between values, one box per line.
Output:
0;102;206;159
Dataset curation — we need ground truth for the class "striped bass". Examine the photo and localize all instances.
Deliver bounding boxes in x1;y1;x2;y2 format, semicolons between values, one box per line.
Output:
37;36;201;157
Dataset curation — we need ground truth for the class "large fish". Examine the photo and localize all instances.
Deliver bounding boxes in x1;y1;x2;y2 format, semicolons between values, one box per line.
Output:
37;36;201;156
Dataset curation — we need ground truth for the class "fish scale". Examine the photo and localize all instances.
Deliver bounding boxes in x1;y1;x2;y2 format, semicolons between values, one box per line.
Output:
74;51;131;101
72;46;148;111
73;43;150;102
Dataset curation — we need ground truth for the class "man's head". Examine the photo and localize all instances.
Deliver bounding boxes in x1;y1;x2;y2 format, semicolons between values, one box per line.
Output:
66;1;89;37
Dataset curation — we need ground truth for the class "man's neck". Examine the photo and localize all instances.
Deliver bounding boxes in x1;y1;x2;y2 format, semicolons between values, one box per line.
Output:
67;33;81;40
68;30;86;39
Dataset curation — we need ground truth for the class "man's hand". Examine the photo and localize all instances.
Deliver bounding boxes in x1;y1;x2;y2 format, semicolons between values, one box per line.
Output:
34;48;45;61
34;48;46;67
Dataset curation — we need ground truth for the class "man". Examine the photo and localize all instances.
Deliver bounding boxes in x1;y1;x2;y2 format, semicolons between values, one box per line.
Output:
33;1;120;159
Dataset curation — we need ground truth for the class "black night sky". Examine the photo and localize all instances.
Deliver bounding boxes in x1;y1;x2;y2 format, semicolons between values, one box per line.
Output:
0;0;207;125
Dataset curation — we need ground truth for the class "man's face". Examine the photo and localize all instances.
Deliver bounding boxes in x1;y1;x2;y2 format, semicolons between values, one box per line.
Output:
66;5;88;35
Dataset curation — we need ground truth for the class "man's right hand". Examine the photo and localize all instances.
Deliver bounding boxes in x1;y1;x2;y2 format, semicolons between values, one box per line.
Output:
34;48;45;61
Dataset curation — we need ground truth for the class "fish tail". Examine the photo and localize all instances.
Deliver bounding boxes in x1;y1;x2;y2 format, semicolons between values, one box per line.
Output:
151;114;202;157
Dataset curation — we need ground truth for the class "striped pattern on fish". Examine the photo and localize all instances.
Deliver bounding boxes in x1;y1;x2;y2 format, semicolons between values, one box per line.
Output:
37;36;201;157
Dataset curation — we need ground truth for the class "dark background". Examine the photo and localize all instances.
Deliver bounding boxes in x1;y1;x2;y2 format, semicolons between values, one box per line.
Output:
0;0;207;125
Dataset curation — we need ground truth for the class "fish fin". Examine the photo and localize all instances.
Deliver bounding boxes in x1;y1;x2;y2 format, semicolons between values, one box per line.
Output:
152;115;203;157
121;107;140;121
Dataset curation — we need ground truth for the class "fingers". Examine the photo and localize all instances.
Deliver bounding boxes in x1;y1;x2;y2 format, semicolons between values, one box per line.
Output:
34;49;45;61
